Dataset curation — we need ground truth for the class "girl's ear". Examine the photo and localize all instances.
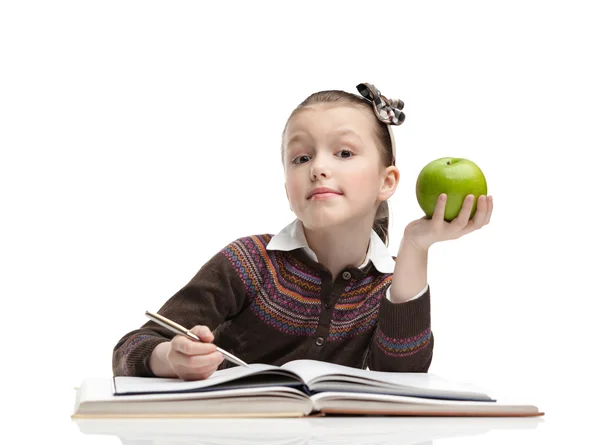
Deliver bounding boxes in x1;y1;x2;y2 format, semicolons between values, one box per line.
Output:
379;166;400;200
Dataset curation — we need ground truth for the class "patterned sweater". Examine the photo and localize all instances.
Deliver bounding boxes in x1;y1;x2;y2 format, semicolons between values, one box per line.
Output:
112;234;434;376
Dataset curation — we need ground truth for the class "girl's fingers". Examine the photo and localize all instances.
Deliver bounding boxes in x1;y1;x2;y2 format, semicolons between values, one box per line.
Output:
451;195;475;229
484;196;493;225
172;335;217;356
432;194;447;223
181;351;225;370
470;195;488;229
190;325;214;342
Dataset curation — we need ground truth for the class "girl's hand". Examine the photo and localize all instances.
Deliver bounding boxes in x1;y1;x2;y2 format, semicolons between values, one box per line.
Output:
153;325;224;381
403;194;493;252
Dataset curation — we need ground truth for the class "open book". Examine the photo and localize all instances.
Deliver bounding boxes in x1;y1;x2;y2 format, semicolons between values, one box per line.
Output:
73;359;543;418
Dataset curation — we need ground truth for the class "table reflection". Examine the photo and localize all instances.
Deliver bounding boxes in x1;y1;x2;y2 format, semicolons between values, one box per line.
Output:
73;416;544;445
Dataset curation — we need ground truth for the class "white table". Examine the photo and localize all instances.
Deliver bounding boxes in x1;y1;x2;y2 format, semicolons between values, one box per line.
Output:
70;416;551;444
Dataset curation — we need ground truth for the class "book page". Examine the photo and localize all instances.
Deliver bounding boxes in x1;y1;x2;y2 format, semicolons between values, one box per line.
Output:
113;363;299;395
281;359;491;400
310;392;541;417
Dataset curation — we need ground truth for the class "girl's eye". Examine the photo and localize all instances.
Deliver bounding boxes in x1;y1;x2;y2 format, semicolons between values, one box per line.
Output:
292;155;311;165
292;149;354;165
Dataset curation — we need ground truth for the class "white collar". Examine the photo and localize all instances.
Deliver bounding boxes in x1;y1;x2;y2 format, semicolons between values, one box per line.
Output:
265;218;395;273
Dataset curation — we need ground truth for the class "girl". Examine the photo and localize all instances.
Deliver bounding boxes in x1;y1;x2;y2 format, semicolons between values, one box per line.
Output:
112;83;493;380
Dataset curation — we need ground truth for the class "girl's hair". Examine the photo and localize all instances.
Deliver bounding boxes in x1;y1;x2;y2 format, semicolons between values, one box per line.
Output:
281;90;395;246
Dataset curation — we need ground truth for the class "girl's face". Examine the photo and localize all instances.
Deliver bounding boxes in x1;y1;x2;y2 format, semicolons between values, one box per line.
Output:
282;105;398;231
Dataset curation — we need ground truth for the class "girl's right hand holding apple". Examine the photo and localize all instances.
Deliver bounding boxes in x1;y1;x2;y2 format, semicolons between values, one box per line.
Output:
149;325;225;380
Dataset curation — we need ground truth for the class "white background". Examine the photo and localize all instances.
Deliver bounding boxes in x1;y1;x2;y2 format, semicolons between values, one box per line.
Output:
1;1;598;443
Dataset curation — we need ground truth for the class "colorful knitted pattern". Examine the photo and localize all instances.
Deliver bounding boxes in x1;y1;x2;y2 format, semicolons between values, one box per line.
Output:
220;235;394;342
375;328;432;357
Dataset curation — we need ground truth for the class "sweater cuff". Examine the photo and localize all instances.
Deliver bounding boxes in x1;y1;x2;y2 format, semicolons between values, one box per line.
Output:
386;284;428;302
116;335;169;377
378;285;431;339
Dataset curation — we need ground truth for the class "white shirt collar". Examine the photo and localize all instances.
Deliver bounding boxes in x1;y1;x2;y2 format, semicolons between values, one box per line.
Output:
265;218;395;274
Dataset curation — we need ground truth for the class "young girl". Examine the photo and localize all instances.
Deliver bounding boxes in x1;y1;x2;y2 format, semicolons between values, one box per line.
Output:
112;83;493;380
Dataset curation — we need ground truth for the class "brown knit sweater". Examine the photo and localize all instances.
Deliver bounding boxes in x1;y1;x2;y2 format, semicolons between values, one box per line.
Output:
112;234;434;376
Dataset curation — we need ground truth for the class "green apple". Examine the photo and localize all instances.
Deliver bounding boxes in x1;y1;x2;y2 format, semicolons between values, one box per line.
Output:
416;157;487;221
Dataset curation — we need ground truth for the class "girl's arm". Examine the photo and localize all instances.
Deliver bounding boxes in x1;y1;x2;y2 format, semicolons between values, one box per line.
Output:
367;276;434;372
367;232;433;373
112;248;247;377
367;194;492;372
388;237;428;303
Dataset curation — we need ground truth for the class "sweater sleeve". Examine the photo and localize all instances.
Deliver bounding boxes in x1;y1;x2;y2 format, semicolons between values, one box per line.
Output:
112;248;247;377
367;285;434;372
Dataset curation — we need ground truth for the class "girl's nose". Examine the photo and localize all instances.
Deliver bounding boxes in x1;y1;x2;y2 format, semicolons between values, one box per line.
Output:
310;153;332;179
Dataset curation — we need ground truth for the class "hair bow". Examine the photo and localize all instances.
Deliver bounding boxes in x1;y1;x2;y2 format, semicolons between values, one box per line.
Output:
356;83;404;165
356;83;405;126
